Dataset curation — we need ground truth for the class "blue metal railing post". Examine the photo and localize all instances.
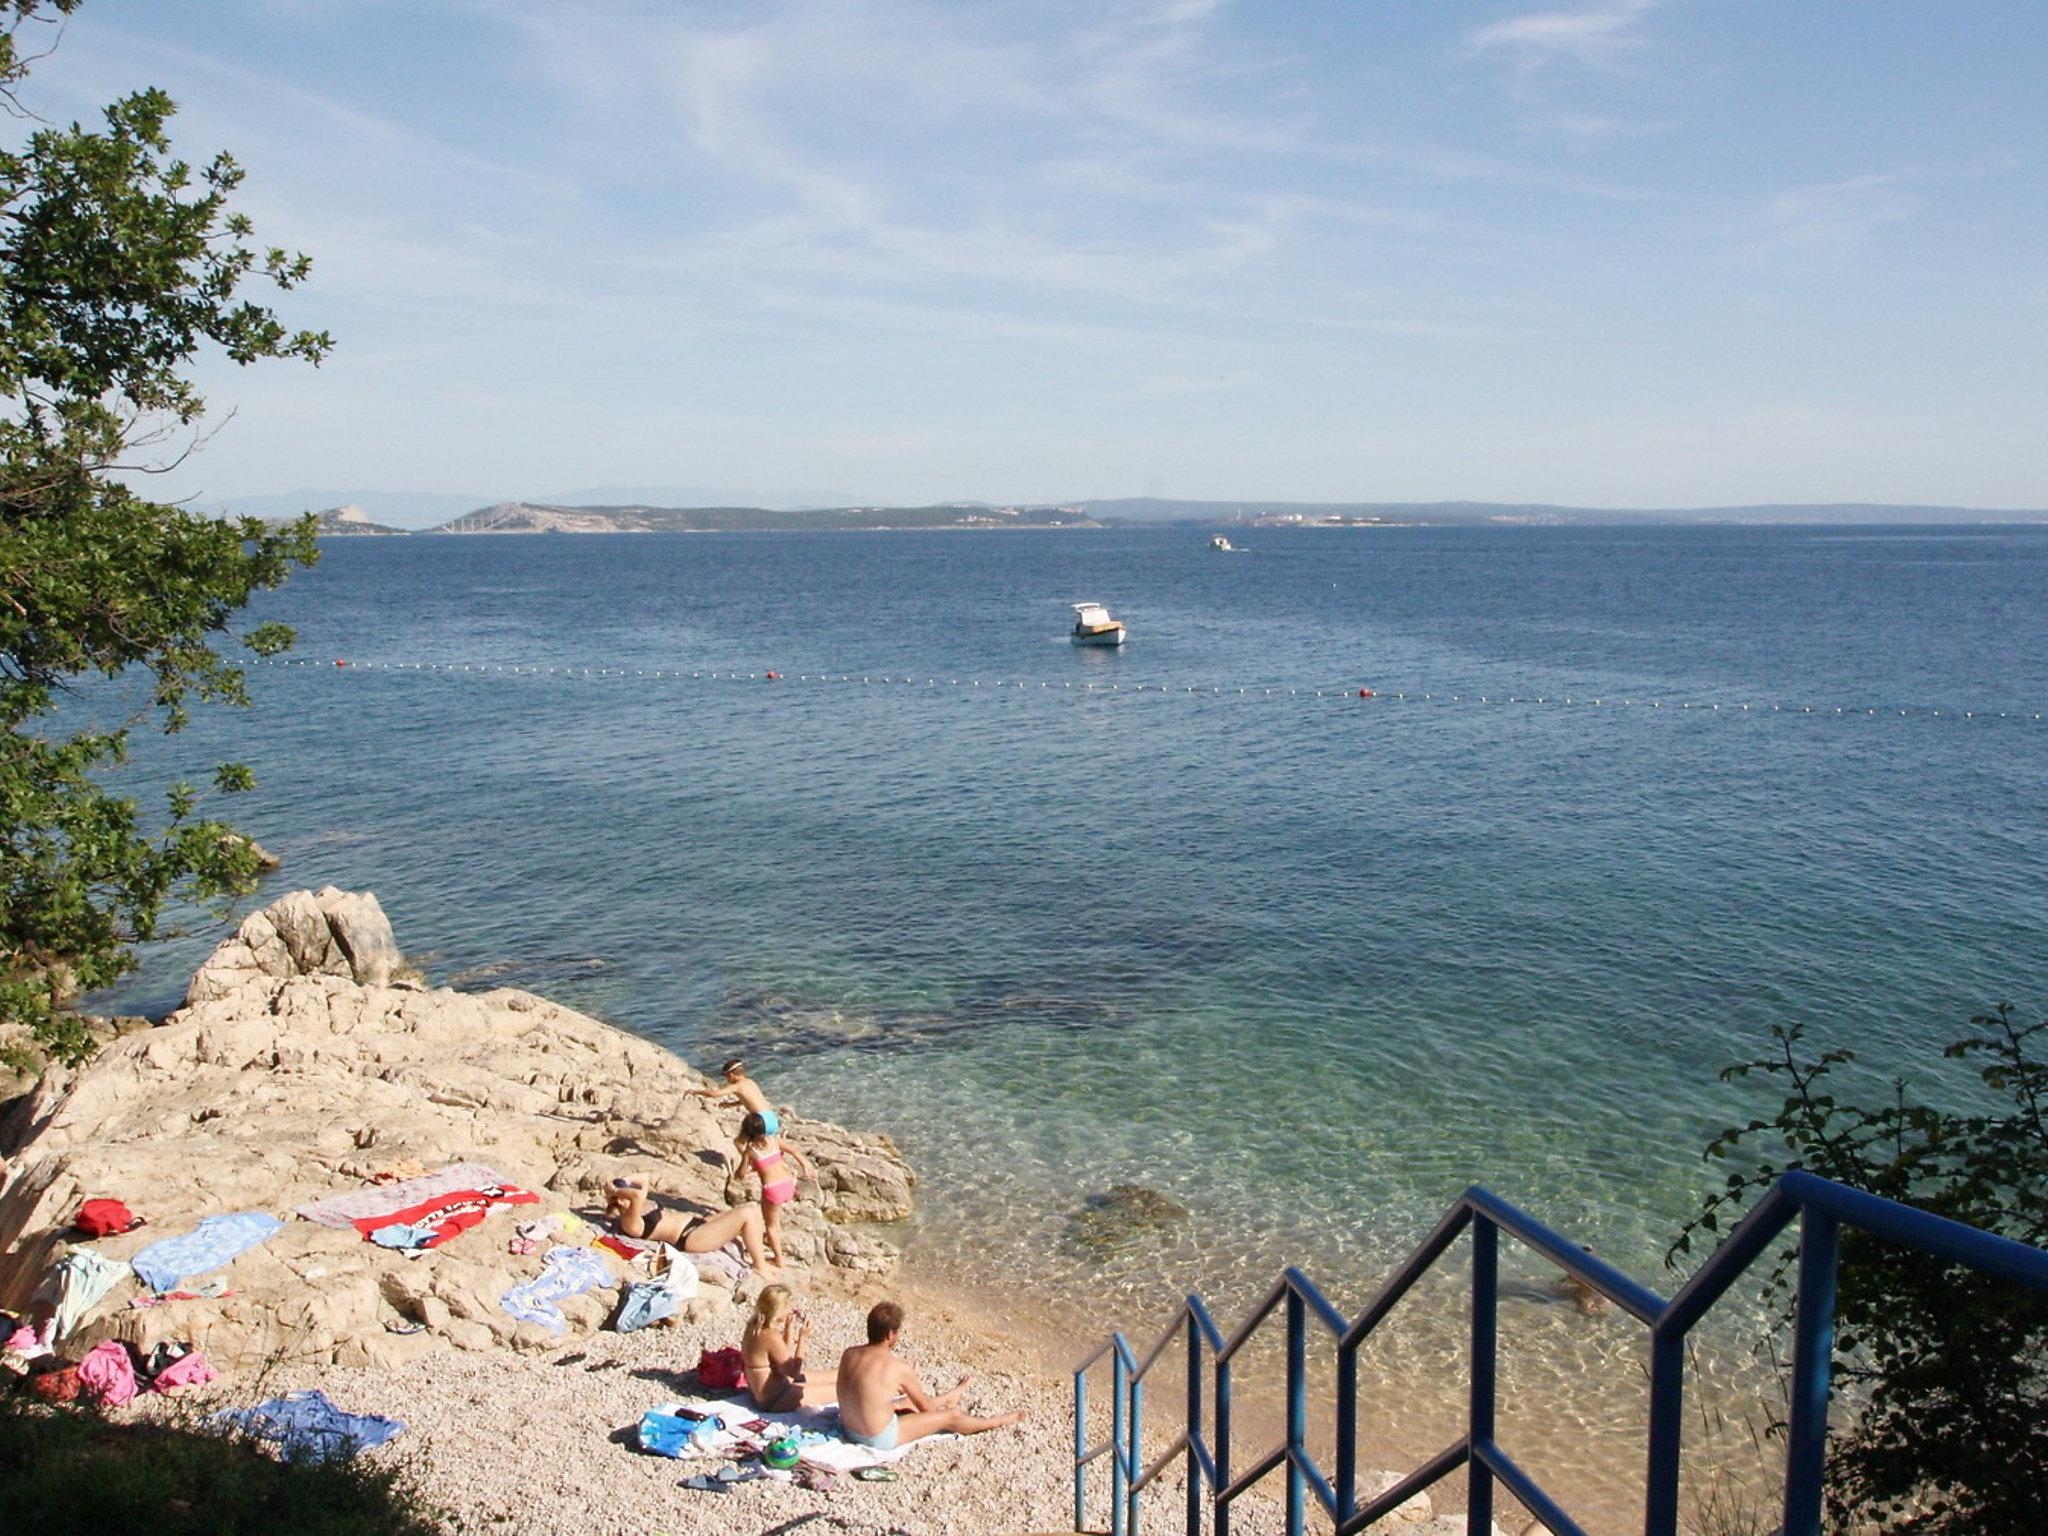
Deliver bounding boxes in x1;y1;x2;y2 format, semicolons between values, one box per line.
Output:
1215;1344;1233;1536
1071;1174;2048;1536
1186;1311;1204;1536
1783;1209;1841;1536
1112;1345;1129;1536
1336;1334;1358;1525
1129;1370;1146;1536
1076;1367;1089;1535
1468;1216;1499;1535
1642;1330;1685;1536
1285;1287;1307;1536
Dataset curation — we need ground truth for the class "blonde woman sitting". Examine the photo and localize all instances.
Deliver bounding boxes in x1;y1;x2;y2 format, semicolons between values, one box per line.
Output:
742;1285;833;1411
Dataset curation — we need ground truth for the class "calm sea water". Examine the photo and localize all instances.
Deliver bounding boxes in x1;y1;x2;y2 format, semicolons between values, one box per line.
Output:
95;524;2046;1505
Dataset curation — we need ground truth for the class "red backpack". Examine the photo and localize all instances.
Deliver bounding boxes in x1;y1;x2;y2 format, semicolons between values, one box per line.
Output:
694;1346;745;1391
74;1199;142;1238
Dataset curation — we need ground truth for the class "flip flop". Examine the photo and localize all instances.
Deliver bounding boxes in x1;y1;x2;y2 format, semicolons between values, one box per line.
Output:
853;1466;898;1482
680;1475;732;1494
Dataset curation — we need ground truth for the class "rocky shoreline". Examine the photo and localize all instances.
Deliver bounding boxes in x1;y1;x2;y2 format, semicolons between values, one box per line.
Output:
0;888;1494;1534
0;887;912;1369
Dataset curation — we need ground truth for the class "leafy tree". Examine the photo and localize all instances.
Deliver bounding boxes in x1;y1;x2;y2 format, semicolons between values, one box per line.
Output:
0;0;329;1067
1674;1008;2048;1535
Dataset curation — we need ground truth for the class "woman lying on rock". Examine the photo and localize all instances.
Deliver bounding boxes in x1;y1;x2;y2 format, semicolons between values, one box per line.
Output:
741;1283;833;1410
605;1178;781;1279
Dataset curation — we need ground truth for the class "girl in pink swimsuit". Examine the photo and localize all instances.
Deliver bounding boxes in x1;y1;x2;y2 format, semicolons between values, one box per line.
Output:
737;1111;812;1263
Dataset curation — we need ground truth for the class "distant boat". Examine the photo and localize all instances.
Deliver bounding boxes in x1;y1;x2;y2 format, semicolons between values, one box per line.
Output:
1070;601;1127;647
1210;535;1234;552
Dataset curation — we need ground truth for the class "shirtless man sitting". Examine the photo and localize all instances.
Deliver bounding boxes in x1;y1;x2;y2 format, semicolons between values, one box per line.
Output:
835;1300;1025;1452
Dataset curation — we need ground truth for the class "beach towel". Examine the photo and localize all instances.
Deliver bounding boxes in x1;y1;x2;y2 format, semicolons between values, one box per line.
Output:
499;1245;612;1333
350;1182;538;1251
130;1212;282;1292
34;1248;131;1338
652;1393;955;1471
215;1390;405;1461
294;1163;516;1229
77;1339;138;1406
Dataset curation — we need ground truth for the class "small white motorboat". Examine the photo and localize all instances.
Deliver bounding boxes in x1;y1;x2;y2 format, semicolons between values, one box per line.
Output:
1070;601;1127;647
1210;535;1234;552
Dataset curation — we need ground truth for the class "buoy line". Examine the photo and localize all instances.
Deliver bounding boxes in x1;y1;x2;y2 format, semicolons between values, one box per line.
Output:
253;657;2044;725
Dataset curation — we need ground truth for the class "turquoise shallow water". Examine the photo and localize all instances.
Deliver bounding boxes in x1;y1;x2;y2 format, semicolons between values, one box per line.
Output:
95;527;2044;1376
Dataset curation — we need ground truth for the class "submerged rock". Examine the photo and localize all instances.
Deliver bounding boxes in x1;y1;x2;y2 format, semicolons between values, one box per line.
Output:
0;888;915;1370
1064;1183;1192;1259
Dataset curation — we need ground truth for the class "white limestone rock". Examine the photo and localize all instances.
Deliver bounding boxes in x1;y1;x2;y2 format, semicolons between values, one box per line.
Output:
0;888;912;1372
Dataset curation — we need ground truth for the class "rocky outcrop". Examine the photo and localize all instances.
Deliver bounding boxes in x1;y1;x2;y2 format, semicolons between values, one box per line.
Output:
0;889;914;1371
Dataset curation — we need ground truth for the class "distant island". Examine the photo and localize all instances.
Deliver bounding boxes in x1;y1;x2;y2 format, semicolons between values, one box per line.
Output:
253;495;2048;535
430;500;1100;534
277;503;412;536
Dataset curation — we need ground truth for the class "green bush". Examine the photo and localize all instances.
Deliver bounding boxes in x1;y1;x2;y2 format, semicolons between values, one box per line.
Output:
1675;1007;2048;1534
0;1391;440;1536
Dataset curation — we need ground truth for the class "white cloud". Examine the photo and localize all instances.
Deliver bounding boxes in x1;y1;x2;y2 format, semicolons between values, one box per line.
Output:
1465;0;1662;73
1751;173;1915;255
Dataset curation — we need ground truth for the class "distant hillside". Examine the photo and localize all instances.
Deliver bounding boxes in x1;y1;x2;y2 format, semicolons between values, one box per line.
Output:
430;501;1100;533
217;490;491;529
1077;498;2047;526
264;504;410;536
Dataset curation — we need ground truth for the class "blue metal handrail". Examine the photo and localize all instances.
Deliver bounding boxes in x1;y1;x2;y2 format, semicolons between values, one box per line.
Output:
1070;1171;2048;1536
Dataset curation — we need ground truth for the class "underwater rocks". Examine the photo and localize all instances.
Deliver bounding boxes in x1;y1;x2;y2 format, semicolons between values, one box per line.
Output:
1064;1183;1193;1259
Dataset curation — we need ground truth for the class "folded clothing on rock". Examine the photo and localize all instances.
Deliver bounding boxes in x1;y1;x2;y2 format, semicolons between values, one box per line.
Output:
77;1339;138;1406
214;1390;404;1461
151;1348;220;1392
130;1212;282;1293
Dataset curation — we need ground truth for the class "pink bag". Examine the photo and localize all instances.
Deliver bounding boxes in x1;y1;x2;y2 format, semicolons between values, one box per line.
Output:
152;1349;220;1392
77;1339;138;1406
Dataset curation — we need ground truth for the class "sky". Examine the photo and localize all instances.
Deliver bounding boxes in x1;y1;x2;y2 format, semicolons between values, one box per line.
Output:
17;0;2048;513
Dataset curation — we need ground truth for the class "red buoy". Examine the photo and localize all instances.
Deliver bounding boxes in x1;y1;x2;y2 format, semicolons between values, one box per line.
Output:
766;671;781;681
336;659;348;668
1358;687;1373;698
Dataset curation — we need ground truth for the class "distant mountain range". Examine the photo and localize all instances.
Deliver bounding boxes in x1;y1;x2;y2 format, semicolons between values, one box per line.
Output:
1073;498;2048;526
246;494;2047;536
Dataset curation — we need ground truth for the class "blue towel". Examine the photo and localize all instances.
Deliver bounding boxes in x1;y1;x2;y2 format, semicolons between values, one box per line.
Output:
500;1244;612;1333
130;1212;283;1292
215;1390;405;1462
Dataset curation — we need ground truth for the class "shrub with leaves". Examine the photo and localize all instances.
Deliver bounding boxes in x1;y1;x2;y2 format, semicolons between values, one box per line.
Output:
1673;1008;2048;1535
0;0;328;1066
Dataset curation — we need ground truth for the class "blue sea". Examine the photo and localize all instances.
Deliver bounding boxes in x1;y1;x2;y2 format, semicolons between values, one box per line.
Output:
95;523;2046;1504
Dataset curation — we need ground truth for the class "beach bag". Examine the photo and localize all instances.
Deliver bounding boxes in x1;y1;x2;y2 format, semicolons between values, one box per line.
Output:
637;1404;718;1458
694;1346;745;1391
75;1199;142;1238
29;1363;82;1403
610;1280;678;1334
